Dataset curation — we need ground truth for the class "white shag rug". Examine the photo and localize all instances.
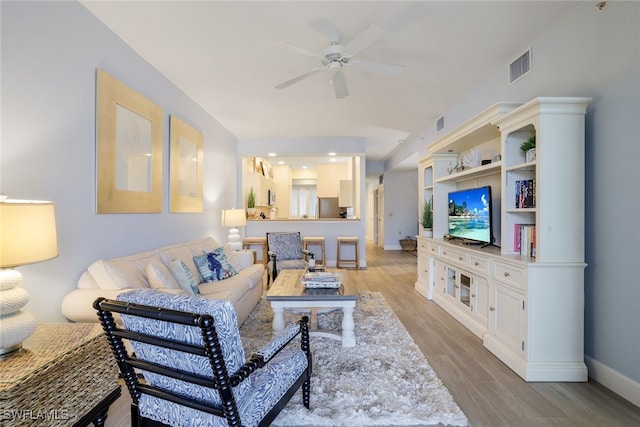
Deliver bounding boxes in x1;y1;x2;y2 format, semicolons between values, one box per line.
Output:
239;291;468;427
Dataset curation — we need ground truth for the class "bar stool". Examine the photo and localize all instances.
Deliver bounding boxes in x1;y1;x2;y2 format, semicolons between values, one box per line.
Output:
242;236;267;266
336;236;359;269
302;236;326;267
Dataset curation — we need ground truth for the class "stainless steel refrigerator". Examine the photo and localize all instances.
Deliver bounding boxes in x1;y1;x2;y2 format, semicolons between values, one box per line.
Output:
317;197;341;218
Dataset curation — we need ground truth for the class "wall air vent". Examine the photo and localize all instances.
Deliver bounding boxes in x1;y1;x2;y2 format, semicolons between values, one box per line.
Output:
509;48;531;84
436;116;445;132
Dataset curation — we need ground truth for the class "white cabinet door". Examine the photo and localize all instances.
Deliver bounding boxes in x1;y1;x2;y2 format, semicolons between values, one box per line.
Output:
489;282;526;357
472;275;488;325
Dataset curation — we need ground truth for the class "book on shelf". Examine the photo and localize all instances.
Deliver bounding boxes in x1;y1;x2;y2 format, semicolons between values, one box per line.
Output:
515;179;536;208
514;224;536;257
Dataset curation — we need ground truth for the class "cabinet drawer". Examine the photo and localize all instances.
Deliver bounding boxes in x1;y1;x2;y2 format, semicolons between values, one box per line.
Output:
429;244;440;256
493;262;525;288
441;247;467;265
468;255;489;274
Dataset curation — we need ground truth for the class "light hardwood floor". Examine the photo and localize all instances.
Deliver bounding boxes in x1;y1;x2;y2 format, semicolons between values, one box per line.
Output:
105;243;640;427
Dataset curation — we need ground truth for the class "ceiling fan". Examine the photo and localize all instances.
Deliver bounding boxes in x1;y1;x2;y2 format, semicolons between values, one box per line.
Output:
275;18;405;99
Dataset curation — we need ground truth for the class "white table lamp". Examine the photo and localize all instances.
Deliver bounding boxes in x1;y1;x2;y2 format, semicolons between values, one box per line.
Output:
0;198;58;355
221;208;246;251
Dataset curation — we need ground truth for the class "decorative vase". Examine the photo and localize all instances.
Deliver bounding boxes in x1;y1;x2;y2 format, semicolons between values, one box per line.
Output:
525;148;536;163
247;208;256;218
422;229;433;238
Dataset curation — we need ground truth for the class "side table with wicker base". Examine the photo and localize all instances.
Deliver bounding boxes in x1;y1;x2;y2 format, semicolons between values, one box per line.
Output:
0;323;121;427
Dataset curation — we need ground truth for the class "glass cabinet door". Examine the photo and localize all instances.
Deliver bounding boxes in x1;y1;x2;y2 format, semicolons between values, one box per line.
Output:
460;273;471;307
446;267;456;298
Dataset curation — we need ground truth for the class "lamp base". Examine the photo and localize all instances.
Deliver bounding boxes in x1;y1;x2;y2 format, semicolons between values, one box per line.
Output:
0;269;37;355
0;343;22;356
227;227;242;251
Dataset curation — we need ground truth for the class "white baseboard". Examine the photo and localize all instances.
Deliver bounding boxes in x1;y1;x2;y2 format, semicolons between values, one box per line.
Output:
384;244;403;250
585;355;640;408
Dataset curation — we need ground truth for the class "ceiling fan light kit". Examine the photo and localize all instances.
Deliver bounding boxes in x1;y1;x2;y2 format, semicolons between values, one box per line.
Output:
276;19;405;98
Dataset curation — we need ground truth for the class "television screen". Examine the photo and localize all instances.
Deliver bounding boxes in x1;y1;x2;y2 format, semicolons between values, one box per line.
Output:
448;186;493;244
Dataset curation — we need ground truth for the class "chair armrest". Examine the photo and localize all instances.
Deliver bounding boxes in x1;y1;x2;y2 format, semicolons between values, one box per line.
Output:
230;316;309;386
254;323;300;362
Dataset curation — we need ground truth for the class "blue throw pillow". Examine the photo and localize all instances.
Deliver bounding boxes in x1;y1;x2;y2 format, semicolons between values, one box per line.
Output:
193;247;238;282
167;259;200;295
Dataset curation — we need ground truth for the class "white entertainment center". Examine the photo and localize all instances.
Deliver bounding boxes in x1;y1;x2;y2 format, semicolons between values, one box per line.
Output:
416;97;591;382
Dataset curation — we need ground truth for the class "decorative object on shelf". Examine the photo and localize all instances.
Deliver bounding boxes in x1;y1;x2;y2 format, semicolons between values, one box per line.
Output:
420;198;433;237
520;135;536;163
247;187;256;218
169;115;203;213
0;197;58;355
221;208;246;251
462;148;482;168
96;69;163;213
448;159;465;175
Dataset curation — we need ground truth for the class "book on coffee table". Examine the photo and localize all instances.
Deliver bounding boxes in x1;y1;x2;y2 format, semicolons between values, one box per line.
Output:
301;272;343;289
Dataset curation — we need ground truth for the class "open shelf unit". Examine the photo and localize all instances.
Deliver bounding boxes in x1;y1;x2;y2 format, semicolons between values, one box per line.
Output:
415;97;591;381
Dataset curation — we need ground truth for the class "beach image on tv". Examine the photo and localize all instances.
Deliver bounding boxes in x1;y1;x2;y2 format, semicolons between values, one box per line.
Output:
448;187;491;243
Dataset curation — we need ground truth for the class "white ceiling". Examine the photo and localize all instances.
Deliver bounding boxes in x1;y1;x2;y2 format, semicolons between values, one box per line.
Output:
80;1;580;169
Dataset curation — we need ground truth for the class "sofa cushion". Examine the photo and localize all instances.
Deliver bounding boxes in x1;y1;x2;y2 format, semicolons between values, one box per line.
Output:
193;247;238;282
147;258;180;290
157;246;200;282
88;256;152;290
223;244;243;272
199;272;250;300
185;237;219;256
77;271;99;289
167;259;200;295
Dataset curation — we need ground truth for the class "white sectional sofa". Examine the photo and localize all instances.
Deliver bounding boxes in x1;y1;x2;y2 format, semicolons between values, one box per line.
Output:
61;237;264;326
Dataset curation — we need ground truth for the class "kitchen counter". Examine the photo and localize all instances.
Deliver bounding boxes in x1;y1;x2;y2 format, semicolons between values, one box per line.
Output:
245;218;365;269
248;218;359;222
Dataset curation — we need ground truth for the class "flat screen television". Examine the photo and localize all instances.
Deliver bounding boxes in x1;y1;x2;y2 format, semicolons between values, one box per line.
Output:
447;186;493;245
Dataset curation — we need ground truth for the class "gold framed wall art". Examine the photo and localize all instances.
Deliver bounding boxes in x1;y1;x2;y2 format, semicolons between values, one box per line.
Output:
96;69;163;213
169;115;204;213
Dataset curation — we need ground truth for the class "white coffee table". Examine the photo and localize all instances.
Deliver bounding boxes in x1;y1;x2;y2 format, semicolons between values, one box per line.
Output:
266;269;360;347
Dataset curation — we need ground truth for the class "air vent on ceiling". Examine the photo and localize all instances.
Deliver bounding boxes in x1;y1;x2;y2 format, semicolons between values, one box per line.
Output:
509;48;531;84
436;116;445;132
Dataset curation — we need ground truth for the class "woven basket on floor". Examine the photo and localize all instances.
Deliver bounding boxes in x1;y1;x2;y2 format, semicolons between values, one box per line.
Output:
399;236;417;251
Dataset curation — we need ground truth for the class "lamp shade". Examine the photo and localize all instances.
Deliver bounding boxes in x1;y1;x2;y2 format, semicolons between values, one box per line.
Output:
0;200;58;268
221;208;247;228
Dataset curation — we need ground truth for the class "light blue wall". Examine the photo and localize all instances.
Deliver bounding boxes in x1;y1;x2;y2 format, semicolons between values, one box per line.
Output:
388;2;640;392
0;1;239;321
380;171;419;249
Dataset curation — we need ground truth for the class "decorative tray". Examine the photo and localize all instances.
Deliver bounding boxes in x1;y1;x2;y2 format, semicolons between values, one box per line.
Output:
301;272;343;289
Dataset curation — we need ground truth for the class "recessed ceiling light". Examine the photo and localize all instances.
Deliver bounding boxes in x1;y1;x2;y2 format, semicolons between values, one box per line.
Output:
268;152;277;157
302;166;308;169
328;152;336;156
278;161;285;165
330;158;336;162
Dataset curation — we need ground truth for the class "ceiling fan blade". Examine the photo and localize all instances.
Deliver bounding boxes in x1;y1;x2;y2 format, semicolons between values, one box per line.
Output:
275;66;327;90
278;42;324;59
344;24;386;56
331;69;348;99
308;18;342;43
352;60;405;76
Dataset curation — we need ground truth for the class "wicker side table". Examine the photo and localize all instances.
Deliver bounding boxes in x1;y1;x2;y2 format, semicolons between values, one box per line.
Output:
0;323;121;427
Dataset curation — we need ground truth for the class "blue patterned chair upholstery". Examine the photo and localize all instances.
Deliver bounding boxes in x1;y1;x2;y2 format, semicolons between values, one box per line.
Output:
94;289;311;427
266;232;313;287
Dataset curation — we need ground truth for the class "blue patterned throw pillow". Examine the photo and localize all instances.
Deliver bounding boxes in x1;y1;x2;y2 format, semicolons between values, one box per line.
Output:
167;259;200;295
193;247;238;282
